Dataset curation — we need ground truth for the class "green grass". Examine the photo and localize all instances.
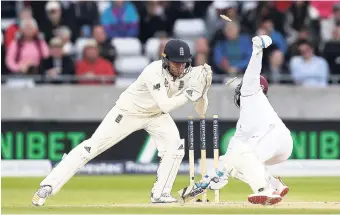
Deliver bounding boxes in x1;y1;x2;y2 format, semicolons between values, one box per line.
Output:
2;175;340;214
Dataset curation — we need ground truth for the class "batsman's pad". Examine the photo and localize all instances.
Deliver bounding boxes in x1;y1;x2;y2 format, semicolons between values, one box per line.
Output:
152;139;185;199
40;139;96;195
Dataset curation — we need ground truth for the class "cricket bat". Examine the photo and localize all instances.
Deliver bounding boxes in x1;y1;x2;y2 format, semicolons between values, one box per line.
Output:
178;181;205;203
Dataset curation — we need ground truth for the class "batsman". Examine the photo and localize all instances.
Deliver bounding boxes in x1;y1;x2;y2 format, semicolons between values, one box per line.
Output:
32;39;212;205
180;35;293;205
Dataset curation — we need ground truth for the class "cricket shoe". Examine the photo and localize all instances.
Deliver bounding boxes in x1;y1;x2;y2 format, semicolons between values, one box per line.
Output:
151;193;178;203
32;185;52;206
252;35;272;54
248;187;282;205
275;177;289;197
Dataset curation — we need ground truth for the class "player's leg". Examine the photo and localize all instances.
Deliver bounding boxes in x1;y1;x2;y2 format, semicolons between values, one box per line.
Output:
243;126;292;198
210;137;282;205
263;127;293;197
145;114;184;203
263;127;293;165
202;136;267;191
32;107;144;206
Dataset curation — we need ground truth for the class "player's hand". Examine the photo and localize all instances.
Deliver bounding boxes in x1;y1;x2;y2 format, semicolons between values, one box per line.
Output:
184;66;207;101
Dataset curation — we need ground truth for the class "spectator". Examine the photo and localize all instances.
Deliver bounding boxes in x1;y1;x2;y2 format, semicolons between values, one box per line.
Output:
76;39;116;84
2;30;10;76
262;50;290;84
39;37;75;84
5;7;33;49
73;1;100;29
139;1;170;43
164;1;196;28
40;1;78;43
255;2;286;36
55;26;74;57
285;1;320;45
240;1;259;34
321;3;340;42
100;1;139;39
286;27;312;60
310;1;336;19
92;25;117;63
323;26;340;78
6;19;49;74
289;40;329;87
258;17;287;54
58;1;82;38
213;22;252;75
192;37;210;66
286;1;310;32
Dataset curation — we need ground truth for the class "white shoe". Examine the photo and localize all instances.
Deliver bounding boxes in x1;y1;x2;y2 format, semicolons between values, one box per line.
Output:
248;188;282;205
252;35;272;49
32;185;52;206
151;193;178;203
275;177;289;197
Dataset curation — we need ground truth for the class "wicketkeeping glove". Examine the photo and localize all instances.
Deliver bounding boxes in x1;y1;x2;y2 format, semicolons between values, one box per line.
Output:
201;63;212;96
184;66;207;102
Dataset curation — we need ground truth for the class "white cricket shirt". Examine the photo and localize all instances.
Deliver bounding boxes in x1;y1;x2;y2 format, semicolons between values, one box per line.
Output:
115;60;204;116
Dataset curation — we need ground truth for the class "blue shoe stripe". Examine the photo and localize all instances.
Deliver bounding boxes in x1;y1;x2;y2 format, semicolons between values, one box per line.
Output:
260;37;265;48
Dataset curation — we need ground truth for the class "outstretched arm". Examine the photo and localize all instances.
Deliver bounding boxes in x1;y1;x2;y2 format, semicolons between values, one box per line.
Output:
240;47;263;96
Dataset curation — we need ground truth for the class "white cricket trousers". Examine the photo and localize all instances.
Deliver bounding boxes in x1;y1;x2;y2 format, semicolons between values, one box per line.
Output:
228;125;293;166
40;106;180;194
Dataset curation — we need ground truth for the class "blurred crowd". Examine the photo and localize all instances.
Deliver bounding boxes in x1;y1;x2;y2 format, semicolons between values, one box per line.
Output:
1;0;340;87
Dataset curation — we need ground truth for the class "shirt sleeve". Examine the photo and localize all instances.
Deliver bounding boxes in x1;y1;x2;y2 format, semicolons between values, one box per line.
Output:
319;58;329;85
40;40;50;58
213;42;224;69
289;57;302;83
145;69;188;113
240;51;262;96
5;41;20;72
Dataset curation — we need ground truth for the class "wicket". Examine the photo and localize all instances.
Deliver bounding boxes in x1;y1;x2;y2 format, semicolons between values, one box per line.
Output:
187;114;220;203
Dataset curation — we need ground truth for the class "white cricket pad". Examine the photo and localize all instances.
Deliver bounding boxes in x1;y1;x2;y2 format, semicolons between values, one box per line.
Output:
40;140;96;195
152;139;185;199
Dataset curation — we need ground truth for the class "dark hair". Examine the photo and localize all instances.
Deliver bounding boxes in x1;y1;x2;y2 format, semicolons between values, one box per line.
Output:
261;15;273;23
297;39;313;49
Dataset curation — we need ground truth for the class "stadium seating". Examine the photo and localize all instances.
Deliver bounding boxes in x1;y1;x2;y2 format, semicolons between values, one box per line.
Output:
115;55;150;74
173;19;206;40
145;37;161;61
112;38;142;56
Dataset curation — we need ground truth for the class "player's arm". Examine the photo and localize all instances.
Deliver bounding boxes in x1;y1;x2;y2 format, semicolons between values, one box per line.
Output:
240;49;262;96
146;74;188;114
